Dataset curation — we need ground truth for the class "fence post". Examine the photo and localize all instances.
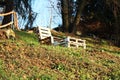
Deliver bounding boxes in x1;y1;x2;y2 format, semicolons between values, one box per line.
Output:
13;11;20;30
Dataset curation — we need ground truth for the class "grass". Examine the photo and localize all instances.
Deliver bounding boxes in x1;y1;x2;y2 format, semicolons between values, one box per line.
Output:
0;30;120;80
15;30;39;46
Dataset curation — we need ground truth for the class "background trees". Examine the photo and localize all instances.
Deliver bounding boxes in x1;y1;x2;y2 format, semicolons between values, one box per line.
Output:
57;0;120;46
0;0;120;45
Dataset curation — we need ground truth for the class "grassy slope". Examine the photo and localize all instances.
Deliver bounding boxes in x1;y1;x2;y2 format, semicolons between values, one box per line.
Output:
0;31;120;80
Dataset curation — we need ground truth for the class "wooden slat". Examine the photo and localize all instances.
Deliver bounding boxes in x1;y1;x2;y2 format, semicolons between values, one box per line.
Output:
38;27;86;49
38;27;54;44
39;27;50;31
39;27;51;39
13;12;20;30
0;11;20;30
40;32;51;36
41;33;51;36
0;11;13;16
62;36;86;49
39;32;51;39
77;39;86;49
0;21;13;28
40;30;51;33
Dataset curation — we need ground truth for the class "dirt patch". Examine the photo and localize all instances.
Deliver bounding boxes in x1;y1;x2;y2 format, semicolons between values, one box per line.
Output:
0;30;6;39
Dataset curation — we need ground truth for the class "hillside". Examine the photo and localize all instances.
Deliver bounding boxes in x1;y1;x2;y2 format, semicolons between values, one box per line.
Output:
0;30;120;80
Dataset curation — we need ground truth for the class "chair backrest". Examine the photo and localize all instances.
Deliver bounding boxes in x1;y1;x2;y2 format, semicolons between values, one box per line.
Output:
38;27;52;40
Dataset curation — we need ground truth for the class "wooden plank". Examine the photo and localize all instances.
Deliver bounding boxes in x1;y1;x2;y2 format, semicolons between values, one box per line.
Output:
77;39;86;49
0;11;20;31
13;12;20;30
0;11;13;16
39;27;50;31
38;27;54;44
40;30;51;33
0;21;13;28
41;32;51;36
38;27;86;48
64;42;78;47
39;32;51;39
62;36;78;48
78;39;85;43
42;33;51;36
62;36;86;49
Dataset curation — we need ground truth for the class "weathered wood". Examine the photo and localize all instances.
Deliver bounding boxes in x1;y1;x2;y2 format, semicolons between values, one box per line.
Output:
38;27;86;49
0;11;13;16
0;21;13;28
0;11;13;28
77;39;86;49
38;27;54;44
0;11;20;30
13;12;20;30
63;36;86;49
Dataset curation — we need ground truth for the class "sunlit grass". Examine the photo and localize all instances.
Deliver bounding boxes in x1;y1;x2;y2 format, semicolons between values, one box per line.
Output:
15;30;39;46
0;30;120;79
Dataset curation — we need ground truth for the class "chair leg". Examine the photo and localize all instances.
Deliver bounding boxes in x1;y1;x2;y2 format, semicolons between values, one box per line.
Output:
83;44;86;49
51;36;54;44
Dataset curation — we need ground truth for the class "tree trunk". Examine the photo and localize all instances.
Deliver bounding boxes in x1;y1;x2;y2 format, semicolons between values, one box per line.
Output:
72;0;87;34
112;0;120;46
113;1;119;34
61;0;69;32
2;0;14;28
68;0;74;33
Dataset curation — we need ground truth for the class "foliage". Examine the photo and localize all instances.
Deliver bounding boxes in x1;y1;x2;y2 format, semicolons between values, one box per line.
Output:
14;0;37;29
